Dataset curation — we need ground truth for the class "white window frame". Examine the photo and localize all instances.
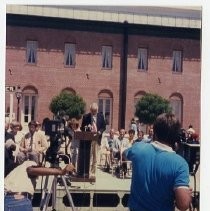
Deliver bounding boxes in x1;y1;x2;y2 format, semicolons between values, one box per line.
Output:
170;98;182;123
64;43;76;67
172;50;182;72
98;98;112;131
22;94;37;125
26;41;37;64
102;46;112;69
138;48;148;71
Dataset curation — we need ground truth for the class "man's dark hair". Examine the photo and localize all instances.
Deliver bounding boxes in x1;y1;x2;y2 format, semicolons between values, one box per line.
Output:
153;113;181;147
28;120;37;127
128;129;135;135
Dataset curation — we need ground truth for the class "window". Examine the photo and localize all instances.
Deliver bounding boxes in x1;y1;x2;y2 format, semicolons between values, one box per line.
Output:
134;91;146;114
64;43;76;67
23;95;37;123
102;46;112;69
26;41;37;64
98;90;113;131
138;48;148;70
172;50;182;72
98;98;112;128
170;95;183;123
21;86;38;125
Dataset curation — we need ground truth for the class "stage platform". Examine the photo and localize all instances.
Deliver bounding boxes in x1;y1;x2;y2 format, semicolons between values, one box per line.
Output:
32;161;199;211
32;164;132;211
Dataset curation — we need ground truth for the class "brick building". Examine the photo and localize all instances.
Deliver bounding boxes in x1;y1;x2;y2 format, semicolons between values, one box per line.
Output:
5;5;201;133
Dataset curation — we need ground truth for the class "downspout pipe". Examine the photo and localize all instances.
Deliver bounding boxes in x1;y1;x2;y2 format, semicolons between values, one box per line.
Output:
119;21;128;130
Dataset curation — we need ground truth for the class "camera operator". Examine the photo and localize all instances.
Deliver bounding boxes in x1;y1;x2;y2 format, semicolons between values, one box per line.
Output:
4;160;75;211
123;113;192;211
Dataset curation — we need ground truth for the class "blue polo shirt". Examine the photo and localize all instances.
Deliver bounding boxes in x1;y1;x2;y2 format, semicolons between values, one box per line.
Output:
124;141;189;211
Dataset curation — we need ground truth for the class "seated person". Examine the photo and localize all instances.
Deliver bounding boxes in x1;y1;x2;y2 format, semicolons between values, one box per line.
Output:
134;130;145;143
16;121;48;164
112;129;129;176
5;139;18;177
144;127;154;143
127;129;135;147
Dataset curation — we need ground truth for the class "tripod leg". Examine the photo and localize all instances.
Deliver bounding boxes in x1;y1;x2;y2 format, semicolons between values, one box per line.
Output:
52;176;57;210
40;175;50;210
61;175;77;211
40;176;56;211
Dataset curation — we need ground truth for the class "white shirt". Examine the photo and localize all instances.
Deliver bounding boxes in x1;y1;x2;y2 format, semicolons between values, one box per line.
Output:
4;160;37;195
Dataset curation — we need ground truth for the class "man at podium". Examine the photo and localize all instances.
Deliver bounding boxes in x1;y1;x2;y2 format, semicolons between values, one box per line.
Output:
81;102;106;179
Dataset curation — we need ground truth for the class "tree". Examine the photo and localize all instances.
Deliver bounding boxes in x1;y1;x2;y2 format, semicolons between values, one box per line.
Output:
135;93;172;125
49;91;86;119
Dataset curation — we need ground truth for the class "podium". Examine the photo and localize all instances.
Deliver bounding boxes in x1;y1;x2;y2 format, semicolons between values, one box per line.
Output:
72;131;99;182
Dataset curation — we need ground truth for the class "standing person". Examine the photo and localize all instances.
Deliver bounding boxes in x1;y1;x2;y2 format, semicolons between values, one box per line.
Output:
69;118;81;170
130;118;138;138
9;121;25;162
81;102;106;179
100;128;116;172
4;160;75;211
123;113;192;211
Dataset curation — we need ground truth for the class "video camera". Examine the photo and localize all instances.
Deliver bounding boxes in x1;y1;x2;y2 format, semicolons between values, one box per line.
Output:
44;120;71;167
45;120;65;137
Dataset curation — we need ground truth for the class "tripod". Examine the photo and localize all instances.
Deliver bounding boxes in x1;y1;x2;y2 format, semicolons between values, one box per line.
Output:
189;161;200;211
39;173;77;211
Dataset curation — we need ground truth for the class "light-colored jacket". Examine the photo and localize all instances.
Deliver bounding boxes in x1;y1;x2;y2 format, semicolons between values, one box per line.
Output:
19;131;48;153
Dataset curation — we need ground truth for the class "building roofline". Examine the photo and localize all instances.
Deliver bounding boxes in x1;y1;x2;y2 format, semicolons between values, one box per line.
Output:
6;13;201;40
6;5;201;29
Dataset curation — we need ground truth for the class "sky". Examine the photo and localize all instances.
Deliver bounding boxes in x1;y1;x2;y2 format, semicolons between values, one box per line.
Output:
1;0;210;210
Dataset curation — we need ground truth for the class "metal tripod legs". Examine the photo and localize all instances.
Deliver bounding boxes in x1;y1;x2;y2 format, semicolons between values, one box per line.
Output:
40;175;77;211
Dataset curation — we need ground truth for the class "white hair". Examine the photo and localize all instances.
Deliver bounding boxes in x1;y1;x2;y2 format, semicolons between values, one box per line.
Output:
90;102;98;110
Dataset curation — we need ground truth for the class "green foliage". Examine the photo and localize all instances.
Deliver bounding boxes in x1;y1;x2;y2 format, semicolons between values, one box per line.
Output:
49;91;86;119
135;93;172;125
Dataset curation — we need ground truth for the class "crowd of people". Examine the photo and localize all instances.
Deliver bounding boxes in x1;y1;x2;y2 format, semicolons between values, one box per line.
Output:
100;120;154;175
4;118;75;211
4;108;198;210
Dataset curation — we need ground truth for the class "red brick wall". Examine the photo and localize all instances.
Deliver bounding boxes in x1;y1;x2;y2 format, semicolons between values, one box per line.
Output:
6;25;201;134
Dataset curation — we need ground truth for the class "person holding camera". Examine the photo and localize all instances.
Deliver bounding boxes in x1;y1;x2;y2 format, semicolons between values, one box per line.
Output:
4;160;75;211
123;113;192;211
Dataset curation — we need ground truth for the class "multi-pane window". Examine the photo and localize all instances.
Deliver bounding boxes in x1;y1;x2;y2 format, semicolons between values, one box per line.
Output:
138;48;148;70
102;46;112;69
26;41;37;64
170;96;183;123
23;95;37;124
98;98;112;130
172;50;182;72
64;43;76;67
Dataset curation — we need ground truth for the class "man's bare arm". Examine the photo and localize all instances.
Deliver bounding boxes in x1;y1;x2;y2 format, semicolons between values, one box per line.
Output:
27;164;75;176
175;187;192;210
